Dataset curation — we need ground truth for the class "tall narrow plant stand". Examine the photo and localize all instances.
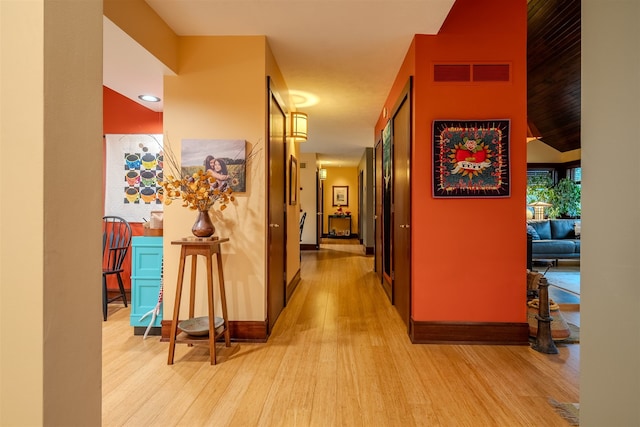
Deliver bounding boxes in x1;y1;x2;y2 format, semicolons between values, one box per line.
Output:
167;237;231;365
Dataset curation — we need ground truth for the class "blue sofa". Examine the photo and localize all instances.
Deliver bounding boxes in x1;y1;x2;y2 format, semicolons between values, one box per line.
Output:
527;219;581;262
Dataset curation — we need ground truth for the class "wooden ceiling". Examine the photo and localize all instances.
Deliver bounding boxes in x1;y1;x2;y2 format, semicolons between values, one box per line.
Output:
527;0;581;153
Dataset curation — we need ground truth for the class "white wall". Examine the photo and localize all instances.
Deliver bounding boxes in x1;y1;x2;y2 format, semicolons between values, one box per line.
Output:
299;153;318;245
581;1;640;425
358;148;375;249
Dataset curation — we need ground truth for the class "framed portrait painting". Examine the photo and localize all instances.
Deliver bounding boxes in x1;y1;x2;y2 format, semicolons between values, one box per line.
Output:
332;186;349;206
181;139;247;193
432;120;510;198
289;155;298;205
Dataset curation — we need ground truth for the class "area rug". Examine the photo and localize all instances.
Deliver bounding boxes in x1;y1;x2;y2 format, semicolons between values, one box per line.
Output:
549;398;580;425
562;323;580;344
529;323;579;344
545;271;581;295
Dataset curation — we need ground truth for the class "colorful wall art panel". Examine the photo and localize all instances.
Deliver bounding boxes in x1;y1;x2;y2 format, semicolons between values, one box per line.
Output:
105;134;163;222
432;120;510;198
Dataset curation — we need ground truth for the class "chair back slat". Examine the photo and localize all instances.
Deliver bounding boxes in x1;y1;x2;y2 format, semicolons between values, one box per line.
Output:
102;216;132;272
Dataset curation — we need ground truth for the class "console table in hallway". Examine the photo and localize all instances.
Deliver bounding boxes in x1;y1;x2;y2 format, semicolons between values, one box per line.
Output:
167;237;231;365
328;215;352;238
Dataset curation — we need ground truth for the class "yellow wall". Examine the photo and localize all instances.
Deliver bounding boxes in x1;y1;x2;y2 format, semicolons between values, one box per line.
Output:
527;139;581;163
0;0;103;425
106;8;300;324
103;0;179;72
286;141;301;282
163;36;271;321
321;167;359;235
268;44;302;286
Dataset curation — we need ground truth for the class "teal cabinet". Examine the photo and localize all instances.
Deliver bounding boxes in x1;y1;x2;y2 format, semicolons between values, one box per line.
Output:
130;236;163;334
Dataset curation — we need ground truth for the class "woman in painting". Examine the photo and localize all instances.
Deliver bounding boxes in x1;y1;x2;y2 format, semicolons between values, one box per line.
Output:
204;155;229;190
212;158;230;191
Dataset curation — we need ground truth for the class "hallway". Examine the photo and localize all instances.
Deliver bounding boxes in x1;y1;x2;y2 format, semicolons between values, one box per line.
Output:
103;243;579;426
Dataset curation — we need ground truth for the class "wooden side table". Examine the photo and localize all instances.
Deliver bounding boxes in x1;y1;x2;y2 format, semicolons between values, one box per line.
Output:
167;237;231;365
328;215;352;237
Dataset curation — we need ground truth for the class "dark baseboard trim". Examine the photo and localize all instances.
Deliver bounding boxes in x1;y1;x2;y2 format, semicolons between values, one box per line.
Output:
364;246;374;255
161;319;268;342
410;320;530;345
287;269;301;302
300;243;317;250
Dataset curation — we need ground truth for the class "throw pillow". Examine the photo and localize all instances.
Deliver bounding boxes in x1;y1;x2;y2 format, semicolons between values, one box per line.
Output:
528;220;552;240
574;221;581;239
527;224;540;240
550;219;576;239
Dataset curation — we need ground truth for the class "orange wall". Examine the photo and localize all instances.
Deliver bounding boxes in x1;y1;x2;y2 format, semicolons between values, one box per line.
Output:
103;86;163;134
103;86;163;290
376;0;527;323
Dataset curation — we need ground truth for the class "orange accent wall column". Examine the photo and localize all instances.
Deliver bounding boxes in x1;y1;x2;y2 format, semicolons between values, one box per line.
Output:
377;0;528;323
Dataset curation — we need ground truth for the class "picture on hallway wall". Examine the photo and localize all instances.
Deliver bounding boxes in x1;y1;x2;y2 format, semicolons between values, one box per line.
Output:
181;139;247;193
432;120;510;198
332;186;349;206
289;155;298;205
105;134;164;222
382;119;392;280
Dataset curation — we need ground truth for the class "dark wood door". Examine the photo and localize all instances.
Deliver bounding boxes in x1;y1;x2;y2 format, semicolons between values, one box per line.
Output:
392;79;412;331
374;139;384;285
267;81;286;334
316;176;323;249
358;170;363;243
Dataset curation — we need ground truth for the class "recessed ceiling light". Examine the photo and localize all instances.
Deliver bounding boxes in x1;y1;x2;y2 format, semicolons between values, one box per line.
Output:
138;94;161;102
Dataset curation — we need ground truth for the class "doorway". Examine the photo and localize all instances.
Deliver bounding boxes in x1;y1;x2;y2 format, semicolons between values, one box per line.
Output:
266;78;287;334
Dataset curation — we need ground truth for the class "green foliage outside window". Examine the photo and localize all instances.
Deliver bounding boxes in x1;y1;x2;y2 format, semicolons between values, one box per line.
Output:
526;175;581;218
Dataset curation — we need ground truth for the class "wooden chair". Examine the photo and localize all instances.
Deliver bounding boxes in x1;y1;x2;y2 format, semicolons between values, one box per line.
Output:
102;216;132;320
299;212;307;241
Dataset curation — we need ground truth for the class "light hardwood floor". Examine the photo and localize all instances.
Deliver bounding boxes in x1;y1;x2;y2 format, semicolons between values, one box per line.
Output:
103;241;579;426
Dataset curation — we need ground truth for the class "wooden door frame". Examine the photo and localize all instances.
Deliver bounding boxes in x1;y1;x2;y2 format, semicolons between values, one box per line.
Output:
374;139;386;293
391;78;412;331
316;173;323;249
266;77;287;335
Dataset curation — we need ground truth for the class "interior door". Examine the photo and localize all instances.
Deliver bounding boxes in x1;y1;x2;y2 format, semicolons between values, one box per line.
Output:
358;170;363;243
316;178;323;247
267;79;286;334
392;79;412;331
374;139;384;285
381;120;393;298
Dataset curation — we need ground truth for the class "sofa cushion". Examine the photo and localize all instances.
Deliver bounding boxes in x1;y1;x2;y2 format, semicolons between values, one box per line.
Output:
527;224;540;240
531;240;577;254
528;220;551;240
550;219;577;239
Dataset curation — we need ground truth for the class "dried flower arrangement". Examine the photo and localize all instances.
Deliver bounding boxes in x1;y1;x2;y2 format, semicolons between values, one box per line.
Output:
161;169;235;212
158;139;235;212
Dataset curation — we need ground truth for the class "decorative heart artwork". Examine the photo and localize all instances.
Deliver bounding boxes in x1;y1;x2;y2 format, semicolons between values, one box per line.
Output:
432;120;510;198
